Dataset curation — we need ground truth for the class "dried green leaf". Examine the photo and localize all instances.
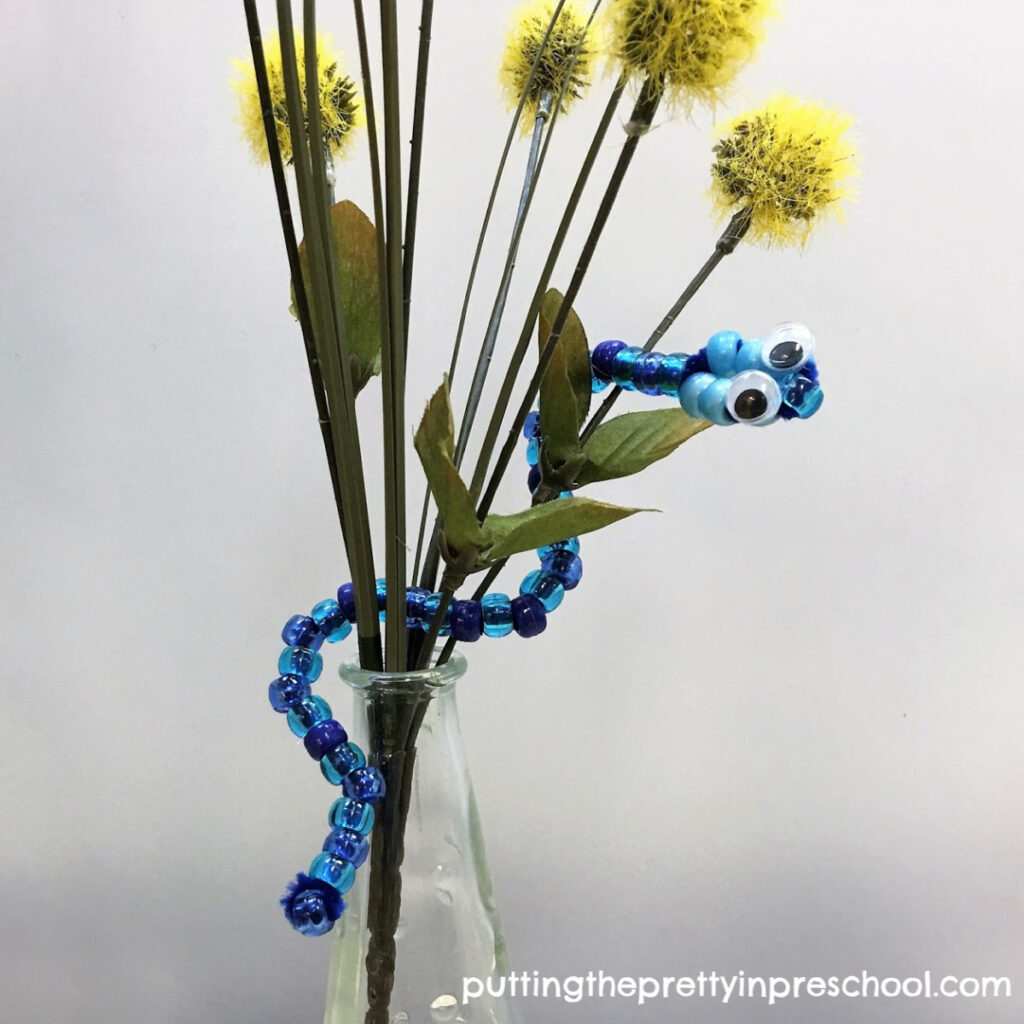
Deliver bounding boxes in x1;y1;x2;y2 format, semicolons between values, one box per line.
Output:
483;497;648;561
577;409;710;486
293;200;382;392
538;288;592;424
414;380;487;555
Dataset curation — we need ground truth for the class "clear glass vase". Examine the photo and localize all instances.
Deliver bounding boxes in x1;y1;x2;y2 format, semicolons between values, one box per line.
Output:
323;652;518;1024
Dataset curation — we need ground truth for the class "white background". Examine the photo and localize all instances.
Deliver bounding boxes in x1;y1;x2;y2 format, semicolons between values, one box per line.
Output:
2;1;1022;1021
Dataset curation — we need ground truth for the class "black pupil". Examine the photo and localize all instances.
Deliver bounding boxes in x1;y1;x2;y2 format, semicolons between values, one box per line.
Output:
769;341;803;369
734;389;769;420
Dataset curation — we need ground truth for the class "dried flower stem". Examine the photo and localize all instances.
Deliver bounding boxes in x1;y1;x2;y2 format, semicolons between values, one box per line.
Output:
242;0;347;546
277;0;382;669
402;0;434;354
409;0;571;597
580;206;752;442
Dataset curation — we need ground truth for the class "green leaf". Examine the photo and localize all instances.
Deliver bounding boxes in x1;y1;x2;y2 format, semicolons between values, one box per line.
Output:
539;341;584;466
538;289;591;424
483;497;648;561
414;380;488;555
577;409;709;486
293;200;382;392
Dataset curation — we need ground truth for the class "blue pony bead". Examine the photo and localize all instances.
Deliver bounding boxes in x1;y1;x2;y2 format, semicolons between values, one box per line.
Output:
422;594;452;637
375;579;388;620
281;873;344;936
311;599;352;643
526;437;541;467
541;550;583;591
633;353;663;396
451;600;483;643
287;695;333;738
321;742;367;786
538;537;580;559
278;645;324;683
591;339;626;380
610;346;642;387
303;720;349;760
523;411;541;438
328;797;375;835
511;593;547;638
343;766;387;804
520;570;565;613
323;828;370;868
282;615;324;651
481;594;514;638
527;465;541;494
336;582;357;623
268;675;310;712
405;587;429;630
309;852;357;894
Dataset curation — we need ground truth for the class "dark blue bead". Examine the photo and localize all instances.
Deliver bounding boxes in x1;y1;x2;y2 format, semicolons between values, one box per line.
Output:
323;827;369;868
511;593;547;638
343;766;387;803
523;411;541;438
450;600;483;643
288;888;337;936
281;873;344;936
527;465;542;493
591;340;627;379
633;353;663;396
336;582;357;622
268;675;311;712
537;537;581;559
304;719;349;760
405;587;429;630
542;550;583;590
282;615;324;651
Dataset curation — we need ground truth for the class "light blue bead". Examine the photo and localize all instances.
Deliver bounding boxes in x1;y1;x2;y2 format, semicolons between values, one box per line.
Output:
278;645;323;683
481;594;514;638
679;372;715;419
287;695;332;738
422;594;452;636
526;437;540;467
697;377;734;426
328;797;375;835
321;742;367;786
591;369;611;394
520;569;565;613
375;579;388;621
735;340;763;373
537;537;580;559
311;599;352;643
309;852;356;894
706;331;742;376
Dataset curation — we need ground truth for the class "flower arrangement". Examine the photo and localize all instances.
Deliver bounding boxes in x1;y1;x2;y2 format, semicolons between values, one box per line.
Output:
235;0;856;1017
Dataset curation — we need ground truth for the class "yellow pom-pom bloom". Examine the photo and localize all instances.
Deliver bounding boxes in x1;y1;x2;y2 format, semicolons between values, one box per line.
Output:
499;0;595;126
710;95;858;247
605;0;774;107
233;33;362;165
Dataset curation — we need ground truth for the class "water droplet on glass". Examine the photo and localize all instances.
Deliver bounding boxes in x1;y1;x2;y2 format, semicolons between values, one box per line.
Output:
432;863;455;906
429;994;458;1022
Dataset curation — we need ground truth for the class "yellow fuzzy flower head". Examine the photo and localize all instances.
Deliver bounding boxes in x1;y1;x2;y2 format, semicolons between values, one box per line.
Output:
499;1;595;126
606;0;774;108
233;33;362;165
710;96;858;247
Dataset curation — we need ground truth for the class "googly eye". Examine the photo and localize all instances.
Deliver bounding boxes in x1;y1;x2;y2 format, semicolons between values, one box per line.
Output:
763;322;815;372
726;371;782;426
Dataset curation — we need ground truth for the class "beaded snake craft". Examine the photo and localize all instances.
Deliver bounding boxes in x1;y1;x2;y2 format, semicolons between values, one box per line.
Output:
271;323;822;935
